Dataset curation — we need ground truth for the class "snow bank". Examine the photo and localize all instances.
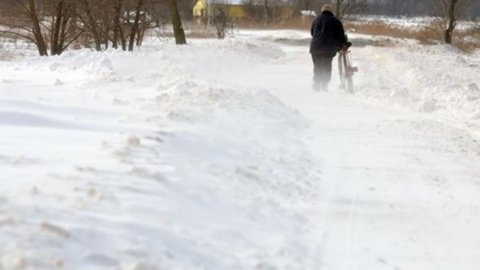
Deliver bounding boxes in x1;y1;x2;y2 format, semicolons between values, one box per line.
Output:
0;38;320;270
351;36;480;135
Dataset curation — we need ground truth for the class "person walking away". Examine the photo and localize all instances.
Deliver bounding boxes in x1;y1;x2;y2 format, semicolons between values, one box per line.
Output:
310;4;347;91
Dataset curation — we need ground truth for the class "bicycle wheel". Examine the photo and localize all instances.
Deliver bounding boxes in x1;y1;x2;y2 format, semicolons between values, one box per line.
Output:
346;75;354;93
343;51;354;94
346;53;355;94
338;53;346;90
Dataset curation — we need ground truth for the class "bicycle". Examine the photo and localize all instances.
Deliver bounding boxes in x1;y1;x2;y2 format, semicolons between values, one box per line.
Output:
338;42;358;94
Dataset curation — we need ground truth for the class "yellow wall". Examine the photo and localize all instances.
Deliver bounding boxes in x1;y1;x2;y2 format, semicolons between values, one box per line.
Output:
193;0;206;17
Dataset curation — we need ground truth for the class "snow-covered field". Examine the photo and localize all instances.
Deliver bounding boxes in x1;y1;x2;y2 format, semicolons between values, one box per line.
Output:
1;30;480;270
349;15;479;31
347;16;480;45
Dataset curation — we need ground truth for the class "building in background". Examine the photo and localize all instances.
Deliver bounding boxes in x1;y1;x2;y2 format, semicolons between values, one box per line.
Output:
192;0;297;23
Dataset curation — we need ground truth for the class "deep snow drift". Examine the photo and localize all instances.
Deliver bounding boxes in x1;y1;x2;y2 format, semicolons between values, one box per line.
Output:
0;30;480;270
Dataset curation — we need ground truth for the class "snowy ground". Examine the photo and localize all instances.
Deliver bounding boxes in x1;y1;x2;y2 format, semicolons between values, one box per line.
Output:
1;30;480;270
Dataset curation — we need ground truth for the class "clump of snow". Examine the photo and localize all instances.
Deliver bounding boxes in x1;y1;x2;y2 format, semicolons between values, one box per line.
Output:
48;51;120;82
147;79;305;128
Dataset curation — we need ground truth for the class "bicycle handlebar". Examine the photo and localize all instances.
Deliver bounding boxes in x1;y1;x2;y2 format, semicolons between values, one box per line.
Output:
338;42;352;53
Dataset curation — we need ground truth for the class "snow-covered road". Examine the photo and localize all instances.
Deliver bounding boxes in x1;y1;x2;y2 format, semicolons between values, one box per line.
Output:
1;30;480;270
198;31;480;269
277;88;480;270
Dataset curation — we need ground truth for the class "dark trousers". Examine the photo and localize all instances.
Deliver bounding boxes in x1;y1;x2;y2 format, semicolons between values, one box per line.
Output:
311;53;334;88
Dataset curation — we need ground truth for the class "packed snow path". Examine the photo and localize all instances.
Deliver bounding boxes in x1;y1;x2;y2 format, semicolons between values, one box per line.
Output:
1;30;480;270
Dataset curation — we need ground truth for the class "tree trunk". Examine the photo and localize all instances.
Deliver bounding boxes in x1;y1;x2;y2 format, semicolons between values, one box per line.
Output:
136;26;146;46
50;0;70;55
336;0;342;18
263;0;269;26
119;25;127;51
128;0;143;51
28;0;48;56
79;0;102;51
444;0;458;44
112;0;123;49
57;1;72;54
169;0;186;45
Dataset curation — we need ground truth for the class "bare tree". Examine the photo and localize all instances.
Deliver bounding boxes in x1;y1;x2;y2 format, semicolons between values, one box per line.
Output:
77;0;104;50
49;0;78;55
334;0;367;19
169;0;186;45
213;7;227;39
1;0;50;55
441;0;460;44
27;0;48;55
435;0;471;44
75;0;151;51
128;0;143;51
263;0;270;26
112;0;124;49
0;0;79;56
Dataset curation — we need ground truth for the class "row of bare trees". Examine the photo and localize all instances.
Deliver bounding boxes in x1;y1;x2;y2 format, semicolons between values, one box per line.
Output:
0;0;476;55
0;0;186;56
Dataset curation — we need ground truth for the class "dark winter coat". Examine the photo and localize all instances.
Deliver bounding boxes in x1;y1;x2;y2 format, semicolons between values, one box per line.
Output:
309;11;347;55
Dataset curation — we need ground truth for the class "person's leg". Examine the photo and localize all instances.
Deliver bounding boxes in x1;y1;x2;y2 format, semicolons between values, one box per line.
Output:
311;54;322;91
312;53;334;91
318;55;334;90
